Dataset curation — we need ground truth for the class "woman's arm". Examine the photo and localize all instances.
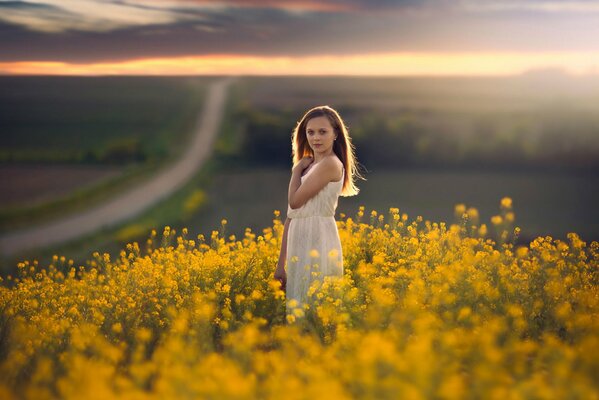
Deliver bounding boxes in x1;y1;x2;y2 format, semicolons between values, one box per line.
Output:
288;167;303;209
277;217;291;268
275;217;291;290
288;157;338;209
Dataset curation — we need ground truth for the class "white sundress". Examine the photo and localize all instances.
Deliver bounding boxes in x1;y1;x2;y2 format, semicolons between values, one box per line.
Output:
285;164;344;317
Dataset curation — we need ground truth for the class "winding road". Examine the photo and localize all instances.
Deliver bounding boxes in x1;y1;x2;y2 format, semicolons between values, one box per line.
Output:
0;76;237;257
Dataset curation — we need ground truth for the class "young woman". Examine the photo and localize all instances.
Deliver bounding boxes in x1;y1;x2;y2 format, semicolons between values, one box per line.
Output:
275;105;363;318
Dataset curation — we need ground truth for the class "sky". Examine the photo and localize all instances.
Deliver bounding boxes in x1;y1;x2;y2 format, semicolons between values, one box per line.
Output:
1;0;599;75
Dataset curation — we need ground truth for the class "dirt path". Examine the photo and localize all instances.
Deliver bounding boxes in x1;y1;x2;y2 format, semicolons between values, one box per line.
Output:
0;77;237;257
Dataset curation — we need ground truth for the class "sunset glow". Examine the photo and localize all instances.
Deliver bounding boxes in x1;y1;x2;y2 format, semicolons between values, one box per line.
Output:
2;52;599;76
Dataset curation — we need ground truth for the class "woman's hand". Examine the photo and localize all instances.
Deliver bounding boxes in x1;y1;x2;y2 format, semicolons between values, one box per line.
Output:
292;156;314;175
274;264;287;291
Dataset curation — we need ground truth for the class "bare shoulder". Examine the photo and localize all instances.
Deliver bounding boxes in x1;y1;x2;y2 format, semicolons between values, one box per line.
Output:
332;155;344;170
321;155;343;181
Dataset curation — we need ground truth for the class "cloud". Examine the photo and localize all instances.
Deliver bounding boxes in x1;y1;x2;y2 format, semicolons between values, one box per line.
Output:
134;0;430;13
3;0;599;36
0;0;438;35
0;0;597;64
461;0;599;14
150;0;358;13
0;0;183;33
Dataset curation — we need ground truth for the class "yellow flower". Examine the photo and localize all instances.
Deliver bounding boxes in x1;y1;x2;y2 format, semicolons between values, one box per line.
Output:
288;299;299;308
1;199;594;398
516;246;529;258
478;224;488;237
235;294;246;305
136;327;152;342
111;323;123;334
372;254;385;265
555;302;572;320
505;212;515;223
466;207;479;223
491;215;503;225
293;308;305;318
500;197;513;209
309;249;320;258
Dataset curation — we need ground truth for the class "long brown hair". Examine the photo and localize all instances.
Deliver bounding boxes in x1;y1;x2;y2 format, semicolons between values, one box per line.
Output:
291;105;365;197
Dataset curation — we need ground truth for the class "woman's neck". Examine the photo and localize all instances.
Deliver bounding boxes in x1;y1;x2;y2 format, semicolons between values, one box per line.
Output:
313;149;334;163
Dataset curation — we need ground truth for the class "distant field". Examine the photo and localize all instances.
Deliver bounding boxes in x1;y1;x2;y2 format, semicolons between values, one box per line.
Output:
0;76;211;227
0;76;211;164
227;75;599;172
186;75;599;245
0;164;125;207
187;166;599;245
243;74;599;112
1;75;597;265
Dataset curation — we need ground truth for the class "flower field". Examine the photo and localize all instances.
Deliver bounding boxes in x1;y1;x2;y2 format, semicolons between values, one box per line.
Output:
0;198;597;399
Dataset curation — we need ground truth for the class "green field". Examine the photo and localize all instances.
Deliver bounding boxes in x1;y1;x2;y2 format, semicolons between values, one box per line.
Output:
186;165;599;246
0;76;210;165
225;75;599;172
184;74;599;243
1;74;598;276
0;76;212;230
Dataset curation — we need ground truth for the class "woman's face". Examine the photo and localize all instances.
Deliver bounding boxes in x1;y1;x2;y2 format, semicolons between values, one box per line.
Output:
306;115;337;154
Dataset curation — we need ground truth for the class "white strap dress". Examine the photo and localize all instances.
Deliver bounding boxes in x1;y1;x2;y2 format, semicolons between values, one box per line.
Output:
285;164;344;315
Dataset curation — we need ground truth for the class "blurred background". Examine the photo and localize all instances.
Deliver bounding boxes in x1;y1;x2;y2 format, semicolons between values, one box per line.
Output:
0;0;598;274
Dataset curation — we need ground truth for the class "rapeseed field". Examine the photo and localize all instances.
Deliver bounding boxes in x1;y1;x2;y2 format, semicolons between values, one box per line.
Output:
0;197;597;399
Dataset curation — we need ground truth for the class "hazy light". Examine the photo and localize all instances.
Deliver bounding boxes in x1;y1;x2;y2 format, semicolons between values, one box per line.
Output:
2;51;598;76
